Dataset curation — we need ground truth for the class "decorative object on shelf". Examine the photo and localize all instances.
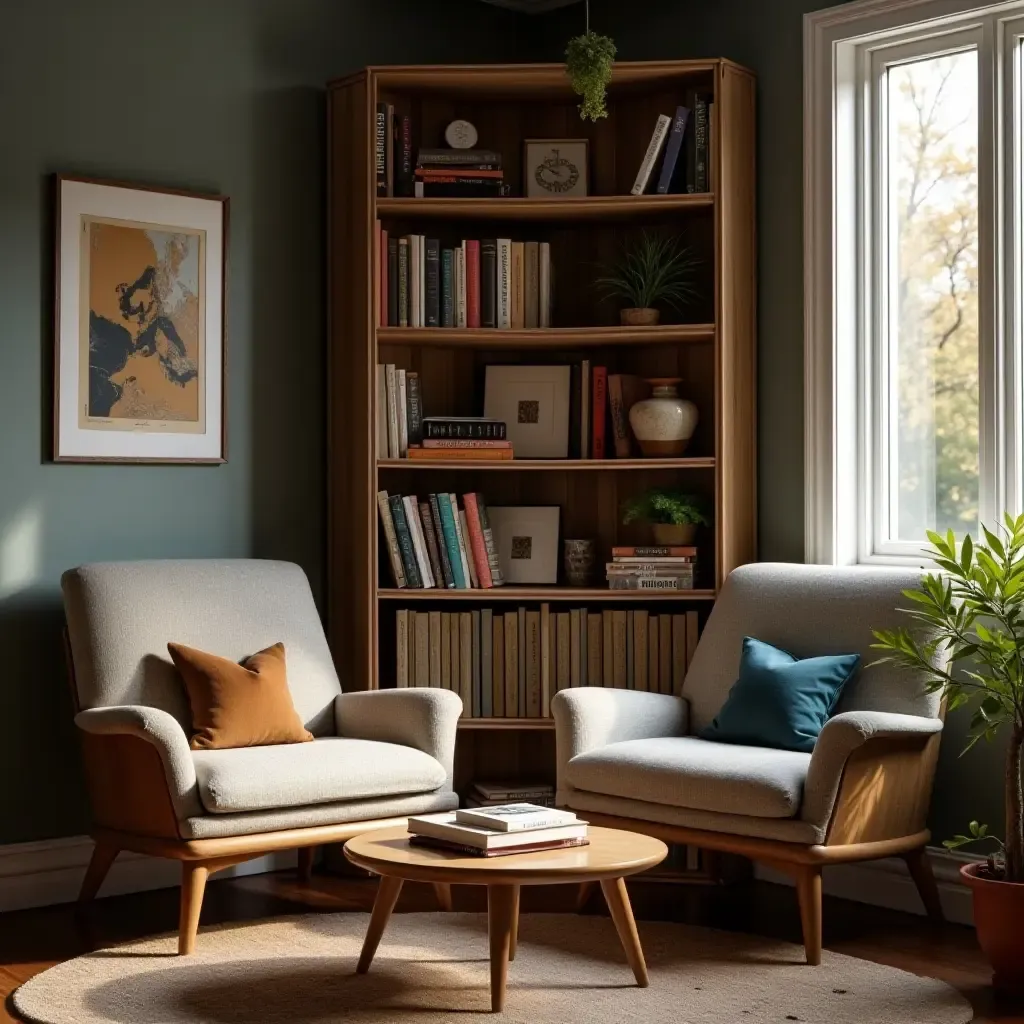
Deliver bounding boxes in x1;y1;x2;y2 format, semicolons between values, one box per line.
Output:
628;378;699;457
871;516;1024;989
484;364;571;458
622;489;709;547
487;506;560;584
54;175;227;463
563;539;596;587
595;231;701;327
524;139;589;198
445;119;478;150
564;1;616;122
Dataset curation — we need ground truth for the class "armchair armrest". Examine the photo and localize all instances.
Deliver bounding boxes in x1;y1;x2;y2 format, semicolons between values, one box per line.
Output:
801;710;943;832
552;688;689;802
335;689;462;789
75;705;202;821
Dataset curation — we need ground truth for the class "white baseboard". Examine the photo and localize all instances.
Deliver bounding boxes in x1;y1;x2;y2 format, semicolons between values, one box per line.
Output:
0;835;297;914
756;847;977;927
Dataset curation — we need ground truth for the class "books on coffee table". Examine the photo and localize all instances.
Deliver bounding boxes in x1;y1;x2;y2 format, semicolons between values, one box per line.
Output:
407;806;588;855
409;834;590;858
455;803;578;832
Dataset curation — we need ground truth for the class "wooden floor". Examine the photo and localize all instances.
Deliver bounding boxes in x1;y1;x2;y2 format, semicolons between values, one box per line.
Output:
0;866;1019;1022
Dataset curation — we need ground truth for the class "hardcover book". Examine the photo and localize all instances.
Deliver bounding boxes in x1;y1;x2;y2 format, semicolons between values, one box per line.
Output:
425;238;440;327
387;494;421;587
631;113;671;195
481;239;498;328
656;105;690;194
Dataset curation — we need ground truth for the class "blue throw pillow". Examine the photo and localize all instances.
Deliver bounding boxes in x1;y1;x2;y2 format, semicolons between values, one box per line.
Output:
700;637;860;753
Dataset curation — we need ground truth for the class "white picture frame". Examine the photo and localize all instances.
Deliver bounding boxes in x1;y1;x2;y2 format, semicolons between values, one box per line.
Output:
486;506;560;585
484;364;571;458
54;175;228;463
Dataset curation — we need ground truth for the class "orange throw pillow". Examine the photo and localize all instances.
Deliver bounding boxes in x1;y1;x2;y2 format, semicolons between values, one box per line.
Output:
167;642;314;750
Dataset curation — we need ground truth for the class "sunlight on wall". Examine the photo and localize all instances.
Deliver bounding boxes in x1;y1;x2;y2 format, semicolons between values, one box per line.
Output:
0;504;42;598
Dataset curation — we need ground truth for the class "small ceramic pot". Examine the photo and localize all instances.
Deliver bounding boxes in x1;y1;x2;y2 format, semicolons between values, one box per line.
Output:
961;862;1024;990
563;539;596;587
620;307;660;327
628;378;699;457
652;523;697;547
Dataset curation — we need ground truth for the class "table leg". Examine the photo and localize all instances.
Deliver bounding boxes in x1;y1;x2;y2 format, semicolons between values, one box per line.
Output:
509;885;520;962
487;884;517;1012
356;875;403;974
600;876;649;987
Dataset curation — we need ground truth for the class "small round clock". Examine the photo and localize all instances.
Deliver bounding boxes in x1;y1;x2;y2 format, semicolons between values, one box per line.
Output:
444;119;478;150
534;148;581;194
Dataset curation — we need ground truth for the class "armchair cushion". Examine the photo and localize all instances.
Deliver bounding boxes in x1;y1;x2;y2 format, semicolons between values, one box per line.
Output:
192;737;447;814
566;736;811;819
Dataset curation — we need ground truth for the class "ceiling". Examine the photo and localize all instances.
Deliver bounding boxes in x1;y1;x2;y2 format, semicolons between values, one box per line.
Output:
479;0;581;11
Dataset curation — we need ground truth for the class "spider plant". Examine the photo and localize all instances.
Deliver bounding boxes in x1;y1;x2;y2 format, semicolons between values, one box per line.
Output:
595;233;701;314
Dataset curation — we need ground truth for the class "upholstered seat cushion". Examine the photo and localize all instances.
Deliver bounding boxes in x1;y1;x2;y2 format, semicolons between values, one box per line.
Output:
192;737;447;814
566;736;811;819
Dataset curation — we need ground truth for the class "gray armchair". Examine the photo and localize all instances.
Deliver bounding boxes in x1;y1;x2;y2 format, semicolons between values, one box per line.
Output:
63;559;461;953
553;563;945;965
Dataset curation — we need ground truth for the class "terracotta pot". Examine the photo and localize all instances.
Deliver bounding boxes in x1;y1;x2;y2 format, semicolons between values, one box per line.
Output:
652;523;697;547
620;307;660;326
961;862;1024;990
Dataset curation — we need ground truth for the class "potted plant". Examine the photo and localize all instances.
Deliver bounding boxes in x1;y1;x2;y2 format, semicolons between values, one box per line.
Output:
565;5;616;122
622;490;708;546
595;232;701;326
871;515;1024;990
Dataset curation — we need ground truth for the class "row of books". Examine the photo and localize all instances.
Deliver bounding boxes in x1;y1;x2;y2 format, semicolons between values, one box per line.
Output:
573;365;669;460
394;605;702;716
632;92;713;196
408;803;588;856
378;490;504;590
375;230;553;330
607;547;697;591
465;780;555;809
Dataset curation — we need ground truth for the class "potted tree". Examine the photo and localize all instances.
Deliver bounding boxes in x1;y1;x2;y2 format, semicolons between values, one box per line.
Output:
622;489;708;546
595;232;701;326
872;515;1024;990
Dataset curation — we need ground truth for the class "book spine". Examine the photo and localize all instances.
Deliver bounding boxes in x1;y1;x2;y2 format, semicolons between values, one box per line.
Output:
437;495;467;589
612;611;627;687
694;95;709;192
396;369;408;457
377;223;385;327
404;495;435;588
448;494;475;588
656;105;690;194
569;363;582;460
429;609;442;686
460;610;473;710
450;613;460;697
588;613;603;690
481;608;493;717
608;576;695;591
428;494;455;588
388;494;422;588
631;113;672;195
396;609;409;686
481;239;497;328
441;248;454;328
626;611;634;688
526;610;541;716
581;359;590;460
456;243;467;328
579;603;588;686
405;371;422;446
408;448;513;461
612;546;698;557
510;241;524;330
425;238;440;327
524;241;539;329
417;148;502;165
417;235;426;327
517;606;526;715
634;610;648;692
539;242;552;328
649;615;660;694
475;495;504;586
385;104;394;197
541;603;552;716
466;239;481;328
422;420;507;440
387;238;399;326
607;374;631;458
461;493;494;588
416;168;506;180
422;439;511;449
415;611;429;686
570;608;581;688
375;103;387;196
376;490;407;588
397;114;413;197
385;364;400;459
459;508;479;587
497;239;511;329
504;611;518;717
471;608;482;716
603;610;613;685
592;366;607;458
659;613;673;695
418;501;445;589
556;612;570;692
408;235;419;327
375;364;387;459
492;614;505;718
441;612;452;689
397;238;409;327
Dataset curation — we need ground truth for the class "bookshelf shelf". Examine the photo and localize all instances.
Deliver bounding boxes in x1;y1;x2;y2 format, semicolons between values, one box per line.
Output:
377;324;716;349
376;193;714;223
377;457;716;472
458;717;555;731
377;587;718;602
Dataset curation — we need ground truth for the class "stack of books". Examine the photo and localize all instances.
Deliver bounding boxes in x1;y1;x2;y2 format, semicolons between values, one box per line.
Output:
630;91;713;196
606;545;697;591
377;489;505;590
415;147;508;198
466;781;556;808
408;804;588;857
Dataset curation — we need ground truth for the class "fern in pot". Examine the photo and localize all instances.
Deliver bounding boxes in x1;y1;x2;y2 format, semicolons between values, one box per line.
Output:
872;515;1024;989
622;489;708;546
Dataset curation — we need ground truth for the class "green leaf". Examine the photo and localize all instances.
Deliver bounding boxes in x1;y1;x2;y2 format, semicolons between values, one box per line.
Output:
962;533;974;571
983;525;1006;558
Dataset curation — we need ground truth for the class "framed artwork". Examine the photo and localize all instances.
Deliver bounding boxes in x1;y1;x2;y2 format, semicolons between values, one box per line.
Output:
486;506;560;585
483;364;571;458
523;139;589;199
54;175;228;463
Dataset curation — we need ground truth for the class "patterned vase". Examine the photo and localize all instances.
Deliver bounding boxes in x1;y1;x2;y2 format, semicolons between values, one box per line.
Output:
628;378;699;457
563;539;596;587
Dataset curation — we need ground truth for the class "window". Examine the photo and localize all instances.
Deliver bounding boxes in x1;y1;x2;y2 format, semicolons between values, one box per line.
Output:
805;1;1024;564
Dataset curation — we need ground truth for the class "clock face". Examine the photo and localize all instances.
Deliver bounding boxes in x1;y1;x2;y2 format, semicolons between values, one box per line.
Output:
535;149;581;194
445;119;478;150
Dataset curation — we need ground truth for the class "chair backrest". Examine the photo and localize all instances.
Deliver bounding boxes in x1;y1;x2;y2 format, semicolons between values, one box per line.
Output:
683;562;942;733
62;559;341;736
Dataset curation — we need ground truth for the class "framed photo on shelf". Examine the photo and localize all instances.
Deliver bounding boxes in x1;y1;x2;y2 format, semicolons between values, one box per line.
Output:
484;364;571;458
54;175;228;463
523;139;589;198
486;506;560;584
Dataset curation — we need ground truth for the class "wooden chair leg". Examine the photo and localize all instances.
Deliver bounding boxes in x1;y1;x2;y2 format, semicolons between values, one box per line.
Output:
79;841;119;903
509;884;520;962
297;846;315;883
178;862;209;956
904;847;944;922
575;881;597;912
795;865;823;966
433;882;453;911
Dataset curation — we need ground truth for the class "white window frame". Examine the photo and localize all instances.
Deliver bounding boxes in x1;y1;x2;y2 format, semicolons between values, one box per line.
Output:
804;0;1024;565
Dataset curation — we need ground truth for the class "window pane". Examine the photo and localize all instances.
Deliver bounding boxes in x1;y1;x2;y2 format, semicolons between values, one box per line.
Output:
885;50;979;540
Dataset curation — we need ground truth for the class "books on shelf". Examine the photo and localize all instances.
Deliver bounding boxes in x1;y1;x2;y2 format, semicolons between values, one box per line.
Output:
407;806;588;856
606;547;698;591
392;603;702;715
415;147;509;198
469;781;556;807
631;92;713;196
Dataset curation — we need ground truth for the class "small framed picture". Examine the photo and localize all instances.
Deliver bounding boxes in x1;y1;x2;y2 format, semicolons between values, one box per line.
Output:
486;506;560;585
484;364;571;458
523;139;589;199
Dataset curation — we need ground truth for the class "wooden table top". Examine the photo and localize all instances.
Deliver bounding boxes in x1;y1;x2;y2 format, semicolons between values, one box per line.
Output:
344;825;668;886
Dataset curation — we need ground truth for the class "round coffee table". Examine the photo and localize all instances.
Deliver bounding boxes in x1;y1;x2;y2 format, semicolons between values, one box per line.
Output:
344;824;668;1012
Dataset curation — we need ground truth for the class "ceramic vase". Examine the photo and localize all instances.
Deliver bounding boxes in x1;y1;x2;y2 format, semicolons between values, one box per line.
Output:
620;307;660;326
563;539;596;587
628;378;699;457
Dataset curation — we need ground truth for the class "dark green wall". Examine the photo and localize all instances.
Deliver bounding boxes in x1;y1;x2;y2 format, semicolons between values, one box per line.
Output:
0;0;520;844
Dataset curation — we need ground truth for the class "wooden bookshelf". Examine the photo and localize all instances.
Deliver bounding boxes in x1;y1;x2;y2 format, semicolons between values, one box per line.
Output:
327;60;755;804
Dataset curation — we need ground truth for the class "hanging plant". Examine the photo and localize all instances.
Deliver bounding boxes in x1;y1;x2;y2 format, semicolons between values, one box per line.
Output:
565;4;616;122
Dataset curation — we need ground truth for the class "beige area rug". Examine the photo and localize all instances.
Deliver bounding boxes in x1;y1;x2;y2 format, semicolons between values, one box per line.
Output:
14;912;971;1023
